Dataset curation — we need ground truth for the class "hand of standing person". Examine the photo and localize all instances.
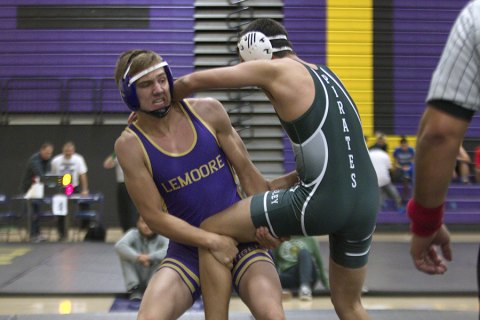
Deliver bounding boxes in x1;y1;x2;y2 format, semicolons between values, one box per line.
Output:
410;224;452;274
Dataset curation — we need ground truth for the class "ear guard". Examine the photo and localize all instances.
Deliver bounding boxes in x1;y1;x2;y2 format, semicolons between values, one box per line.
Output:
119;61;174;111
237;31;292;62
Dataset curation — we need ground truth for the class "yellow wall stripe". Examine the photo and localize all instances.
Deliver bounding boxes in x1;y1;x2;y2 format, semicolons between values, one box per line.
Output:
327;0;374;135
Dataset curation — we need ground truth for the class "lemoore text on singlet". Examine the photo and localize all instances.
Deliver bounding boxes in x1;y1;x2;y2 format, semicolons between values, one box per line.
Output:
321;72;357;188
161;154;225;192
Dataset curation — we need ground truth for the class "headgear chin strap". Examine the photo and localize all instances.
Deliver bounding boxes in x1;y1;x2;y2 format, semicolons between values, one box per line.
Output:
237;31;292;62
143;105;172;118
119;60;174;111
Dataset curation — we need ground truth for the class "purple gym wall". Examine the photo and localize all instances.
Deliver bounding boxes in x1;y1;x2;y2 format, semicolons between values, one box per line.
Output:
0;0;194;114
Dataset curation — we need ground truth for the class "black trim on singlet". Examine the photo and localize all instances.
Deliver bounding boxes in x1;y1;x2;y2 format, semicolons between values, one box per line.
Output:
427;99;475;121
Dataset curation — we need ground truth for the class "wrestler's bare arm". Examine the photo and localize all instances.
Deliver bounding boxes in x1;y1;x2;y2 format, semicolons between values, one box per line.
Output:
175;62;277;97
174;59;315;122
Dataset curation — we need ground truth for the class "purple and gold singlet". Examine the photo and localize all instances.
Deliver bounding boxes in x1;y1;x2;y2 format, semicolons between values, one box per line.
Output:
128;101;241;229
127;101;272;301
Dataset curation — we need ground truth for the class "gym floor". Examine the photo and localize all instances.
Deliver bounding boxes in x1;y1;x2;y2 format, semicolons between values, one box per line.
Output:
0;229;478;319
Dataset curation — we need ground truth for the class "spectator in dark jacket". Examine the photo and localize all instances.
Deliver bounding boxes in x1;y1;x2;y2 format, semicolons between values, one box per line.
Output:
19;142;54;242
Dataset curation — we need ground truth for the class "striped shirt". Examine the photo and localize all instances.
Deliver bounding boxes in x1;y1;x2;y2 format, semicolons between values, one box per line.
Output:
426;0;480;118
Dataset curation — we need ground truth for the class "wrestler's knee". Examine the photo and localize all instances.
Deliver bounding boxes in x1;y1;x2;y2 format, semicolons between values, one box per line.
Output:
138;308;177;320
331;291;361;309
253;306;285;320
331;298;366;320
136;309;156;320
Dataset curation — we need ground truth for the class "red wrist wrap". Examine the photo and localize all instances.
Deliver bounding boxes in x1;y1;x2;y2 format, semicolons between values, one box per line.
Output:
407;199;444;237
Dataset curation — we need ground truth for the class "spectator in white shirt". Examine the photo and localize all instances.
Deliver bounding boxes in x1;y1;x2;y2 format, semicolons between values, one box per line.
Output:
50;141;89;240
369;145;403;212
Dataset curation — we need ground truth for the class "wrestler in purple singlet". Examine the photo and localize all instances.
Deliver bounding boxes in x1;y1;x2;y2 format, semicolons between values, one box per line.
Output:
127;100;273;301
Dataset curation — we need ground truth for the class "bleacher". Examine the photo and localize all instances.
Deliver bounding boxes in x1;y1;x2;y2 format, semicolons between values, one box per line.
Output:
378;183;480;227
0;0;195;123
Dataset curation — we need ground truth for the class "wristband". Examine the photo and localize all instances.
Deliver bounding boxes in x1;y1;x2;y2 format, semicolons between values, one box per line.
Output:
407;199;444;237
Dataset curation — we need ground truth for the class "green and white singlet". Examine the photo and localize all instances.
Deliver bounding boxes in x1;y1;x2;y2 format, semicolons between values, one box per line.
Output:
250;64;379;268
